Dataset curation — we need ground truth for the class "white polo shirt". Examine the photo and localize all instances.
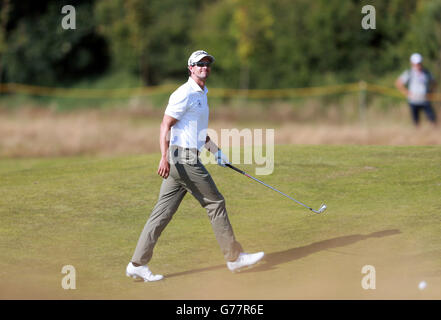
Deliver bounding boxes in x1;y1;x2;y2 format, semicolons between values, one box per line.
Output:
399;68;434;104
165;77;209;151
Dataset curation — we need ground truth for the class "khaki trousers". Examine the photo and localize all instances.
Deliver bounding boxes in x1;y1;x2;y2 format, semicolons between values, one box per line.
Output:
131;146;243;265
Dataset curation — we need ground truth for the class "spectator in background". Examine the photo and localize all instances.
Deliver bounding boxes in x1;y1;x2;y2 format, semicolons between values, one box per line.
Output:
395;53;437;126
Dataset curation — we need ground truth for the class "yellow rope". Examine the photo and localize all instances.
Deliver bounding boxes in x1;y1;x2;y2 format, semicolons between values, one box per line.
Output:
1;82;440;101
0;83;177;98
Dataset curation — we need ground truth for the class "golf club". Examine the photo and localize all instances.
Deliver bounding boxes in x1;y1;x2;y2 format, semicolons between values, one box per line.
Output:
226;163;327;214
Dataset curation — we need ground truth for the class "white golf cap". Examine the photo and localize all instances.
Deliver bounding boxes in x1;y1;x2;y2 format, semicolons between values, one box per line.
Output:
410;53;423;64
188;50;215;66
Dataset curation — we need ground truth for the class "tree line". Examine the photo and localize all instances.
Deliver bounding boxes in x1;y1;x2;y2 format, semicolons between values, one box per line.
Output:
0;0;440;89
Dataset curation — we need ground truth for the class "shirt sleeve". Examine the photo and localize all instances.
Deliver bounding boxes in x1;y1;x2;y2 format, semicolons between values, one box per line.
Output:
399;70;410;86
165;89;189;120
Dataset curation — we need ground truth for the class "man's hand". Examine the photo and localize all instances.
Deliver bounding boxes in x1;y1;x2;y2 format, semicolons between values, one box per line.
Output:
157;156;170;179
205;136;230;167
216;150;230;167
157;114;178;179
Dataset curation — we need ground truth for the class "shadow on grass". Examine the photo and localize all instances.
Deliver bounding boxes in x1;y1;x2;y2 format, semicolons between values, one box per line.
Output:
165;229;401;279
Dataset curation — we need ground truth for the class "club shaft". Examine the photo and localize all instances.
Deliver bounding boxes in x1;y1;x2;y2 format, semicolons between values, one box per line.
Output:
226;164;314;211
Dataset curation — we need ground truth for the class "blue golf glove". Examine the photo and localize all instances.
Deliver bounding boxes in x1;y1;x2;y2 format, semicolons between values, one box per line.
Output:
216;150;230;167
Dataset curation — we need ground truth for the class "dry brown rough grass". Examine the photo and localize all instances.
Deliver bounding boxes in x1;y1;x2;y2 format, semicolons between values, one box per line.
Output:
1;106;440;158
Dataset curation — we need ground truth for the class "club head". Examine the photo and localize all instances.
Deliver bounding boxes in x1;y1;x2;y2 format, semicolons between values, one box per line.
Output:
313;204;327;214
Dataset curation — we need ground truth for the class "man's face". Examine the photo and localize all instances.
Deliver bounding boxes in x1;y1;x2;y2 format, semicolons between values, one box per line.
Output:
412;62;423;71
189;57;212;81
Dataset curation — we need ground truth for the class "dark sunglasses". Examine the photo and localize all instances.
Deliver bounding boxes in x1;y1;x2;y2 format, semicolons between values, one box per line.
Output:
193;61;212;67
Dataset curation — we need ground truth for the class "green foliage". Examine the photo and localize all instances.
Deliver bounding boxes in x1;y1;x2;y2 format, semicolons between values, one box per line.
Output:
95;0;202;85
2;1;108;86
193;0;424;88
400;0;441;80
1;0;441;90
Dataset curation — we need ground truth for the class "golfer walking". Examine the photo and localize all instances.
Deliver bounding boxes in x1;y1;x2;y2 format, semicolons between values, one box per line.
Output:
395;53;437;126
126;50;264;281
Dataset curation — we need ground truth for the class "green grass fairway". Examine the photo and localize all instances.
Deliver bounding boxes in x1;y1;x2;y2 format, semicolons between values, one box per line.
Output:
1;145;440;299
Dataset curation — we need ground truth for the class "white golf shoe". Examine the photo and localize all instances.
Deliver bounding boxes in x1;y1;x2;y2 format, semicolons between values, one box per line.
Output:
126;262;164;282
227;252;265;272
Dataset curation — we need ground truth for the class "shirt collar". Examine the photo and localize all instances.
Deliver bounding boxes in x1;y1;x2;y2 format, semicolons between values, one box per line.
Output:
188;77;208;94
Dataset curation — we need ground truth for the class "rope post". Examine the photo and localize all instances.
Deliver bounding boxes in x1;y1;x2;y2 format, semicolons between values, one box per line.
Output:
358;80;367;124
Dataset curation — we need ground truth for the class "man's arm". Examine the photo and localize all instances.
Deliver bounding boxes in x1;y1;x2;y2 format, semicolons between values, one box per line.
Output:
157;114;178;179
204;135;230;167
204;135;219;154
395;77;409;97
